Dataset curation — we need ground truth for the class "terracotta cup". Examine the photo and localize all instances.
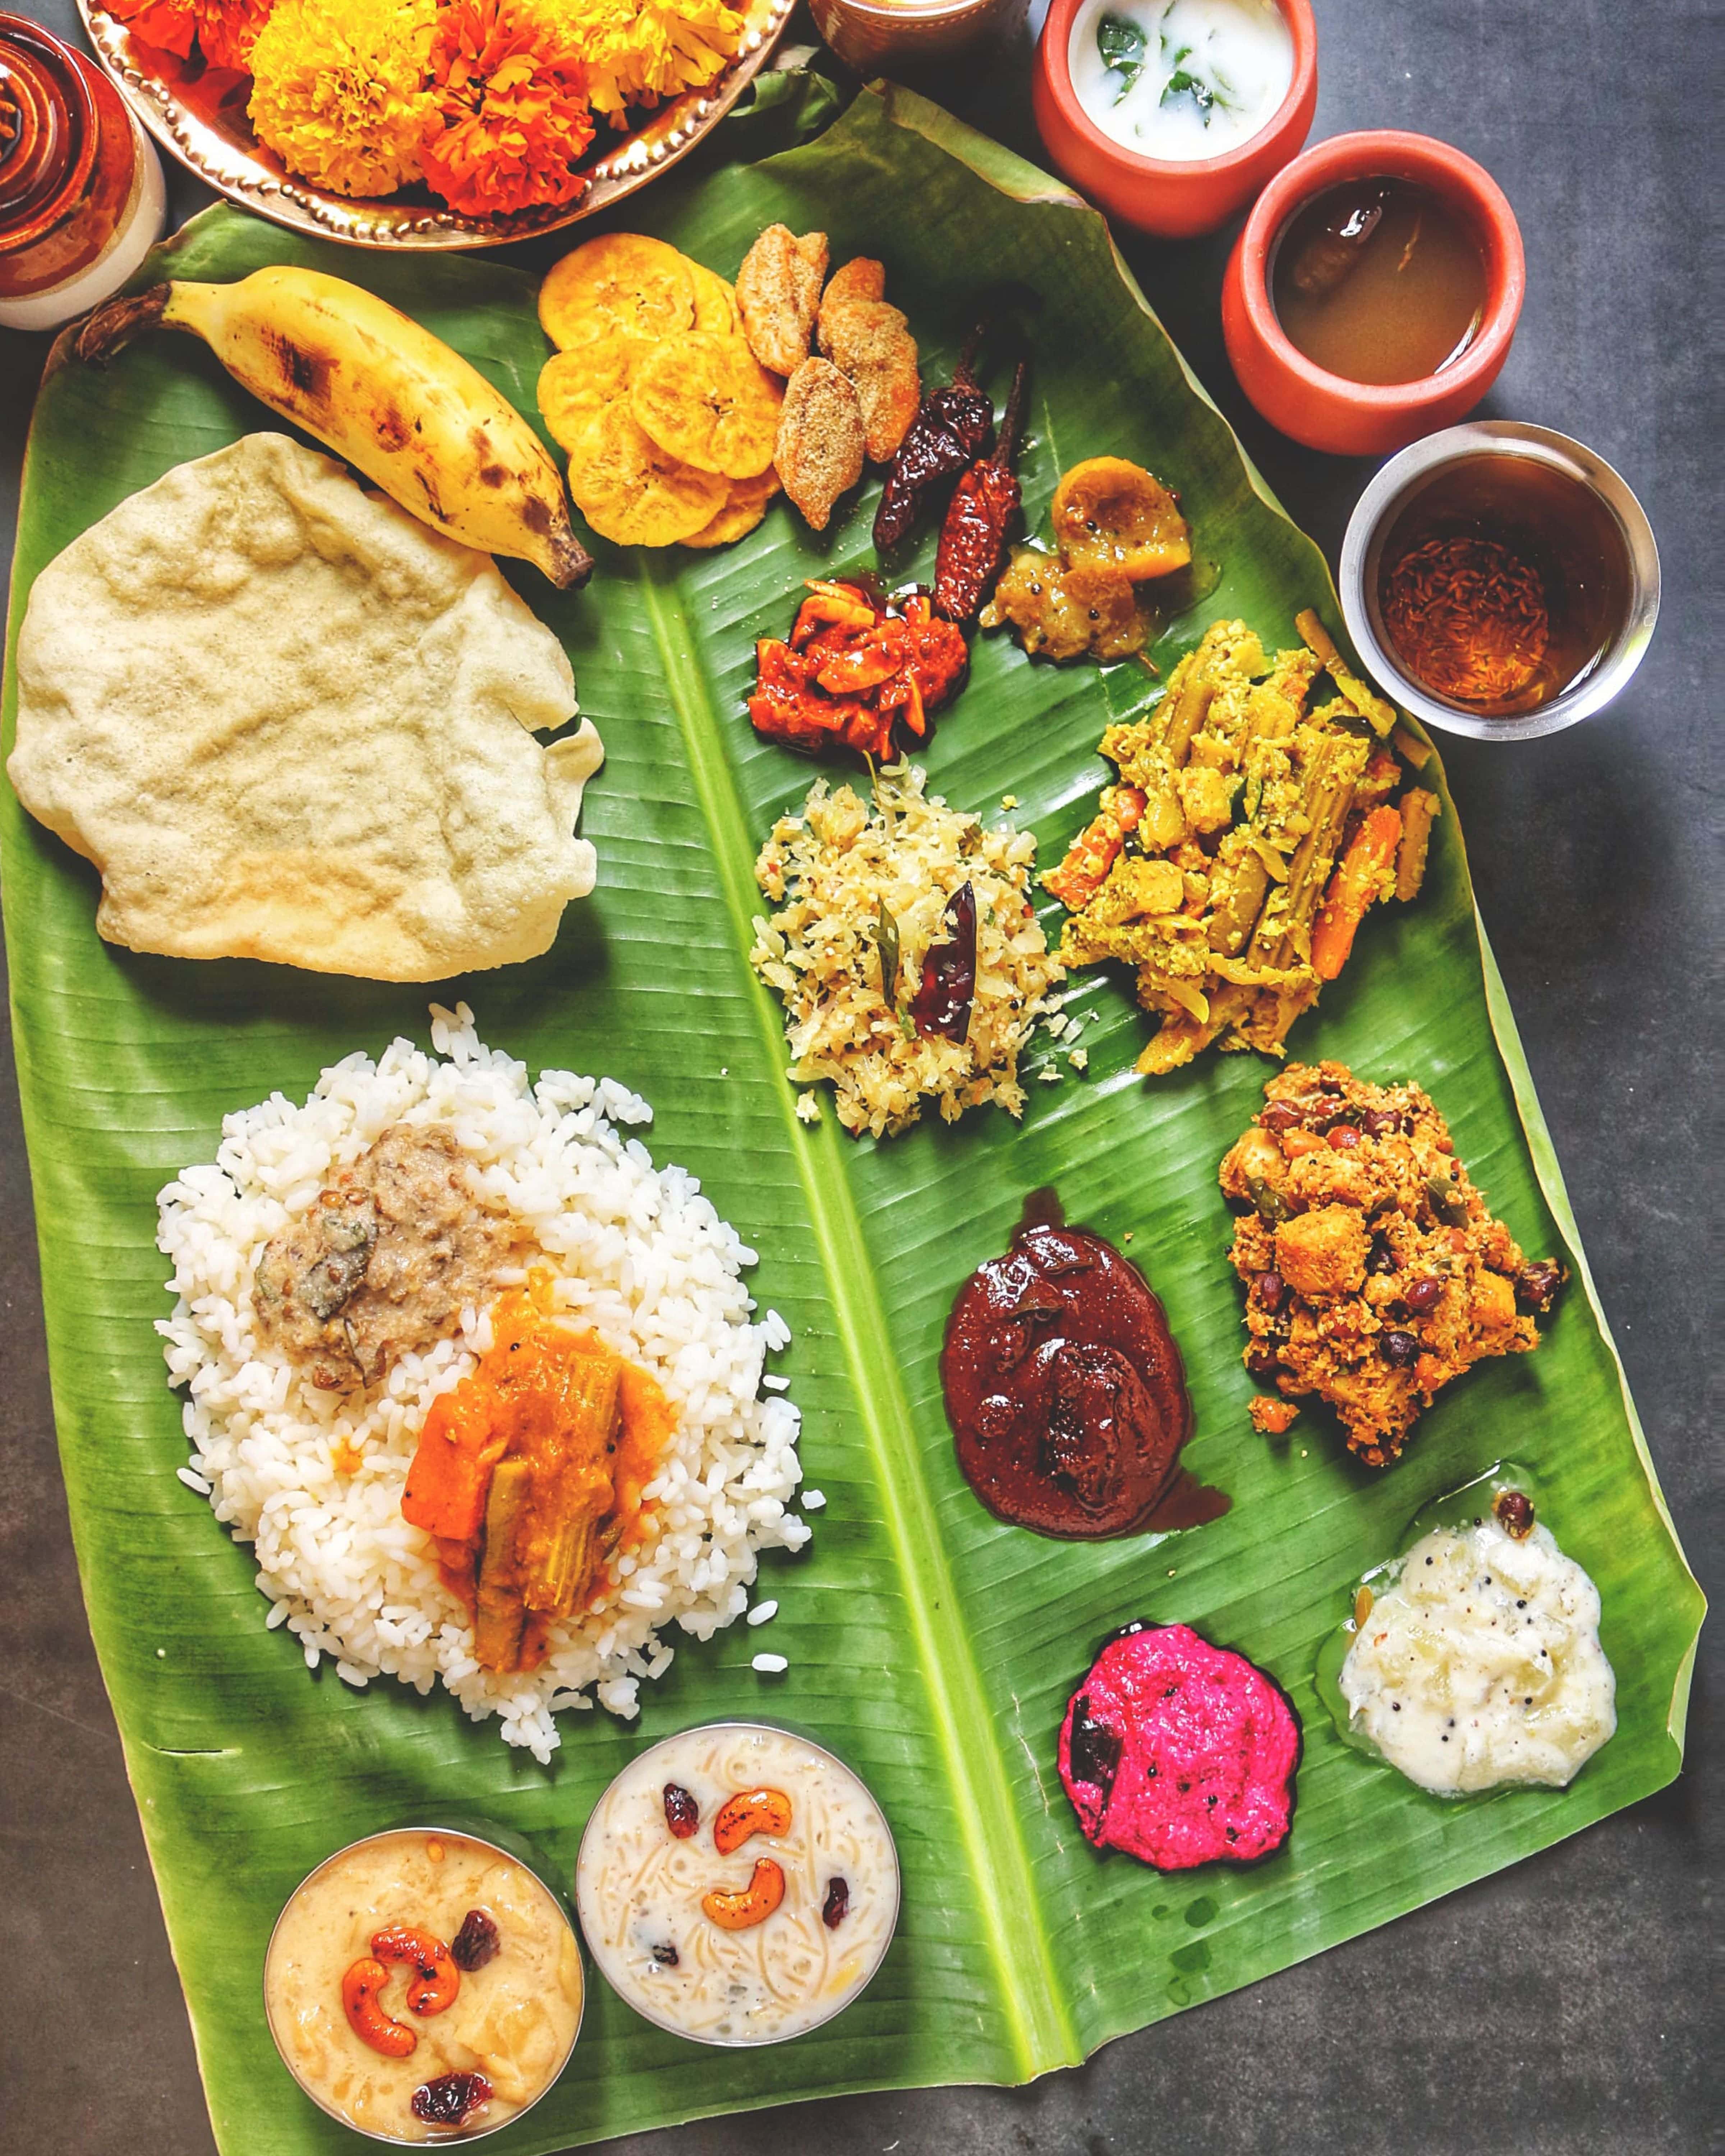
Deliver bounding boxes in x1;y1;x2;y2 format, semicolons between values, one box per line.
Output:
1032;0;1317;239
1222;129;1526;456
809;0;1027;76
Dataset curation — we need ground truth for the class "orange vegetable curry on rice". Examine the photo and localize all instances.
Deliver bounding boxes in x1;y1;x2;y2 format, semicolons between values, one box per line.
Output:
402;1275;676;1674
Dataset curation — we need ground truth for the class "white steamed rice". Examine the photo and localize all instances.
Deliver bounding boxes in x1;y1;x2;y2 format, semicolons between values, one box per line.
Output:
156;1003;809;1762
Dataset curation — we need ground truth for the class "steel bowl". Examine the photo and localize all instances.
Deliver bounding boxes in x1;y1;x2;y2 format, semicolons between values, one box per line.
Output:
262;1824;584;2144
1339;420;1660;742
75;0;796;250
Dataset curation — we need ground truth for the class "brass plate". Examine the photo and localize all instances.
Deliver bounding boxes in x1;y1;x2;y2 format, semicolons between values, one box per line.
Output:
75;0;798;251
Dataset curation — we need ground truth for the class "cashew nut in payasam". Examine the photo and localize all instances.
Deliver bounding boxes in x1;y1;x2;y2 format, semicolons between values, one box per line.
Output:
341;1956;419;2058
702;1858;787;1930
712;1786;793;1854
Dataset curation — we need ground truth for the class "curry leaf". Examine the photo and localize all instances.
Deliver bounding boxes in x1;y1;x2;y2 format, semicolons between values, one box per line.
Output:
1096;12;1149;101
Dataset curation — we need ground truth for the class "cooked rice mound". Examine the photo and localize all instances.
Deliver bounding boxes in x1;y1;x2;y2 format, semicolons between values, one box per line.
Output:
751;762;1064;1139
156;1005;808;1761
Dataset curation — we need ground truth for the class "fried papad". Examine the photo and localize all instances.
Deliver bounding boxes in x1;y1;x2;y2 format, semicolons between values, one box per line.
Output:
7;433;603;981
774;358;866;532
630;331;783;480
736;224;828;376
817;296;920;461
683;467;782;549
566;402;729;545
537;336;656;451
539;232;695;350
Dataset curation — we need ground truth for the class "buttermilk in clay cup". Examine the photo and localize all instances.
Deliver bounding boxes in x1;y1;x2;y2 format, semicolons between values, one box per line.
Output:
1033;0;1316;239
1222;130;1525;456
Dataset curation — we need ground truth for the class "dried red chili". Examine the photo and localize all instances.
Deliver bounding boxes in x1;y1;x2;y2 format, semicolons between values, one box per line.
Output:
873;323;995;552
748;581;969;761
910;881;978;1042
934;361;1029;627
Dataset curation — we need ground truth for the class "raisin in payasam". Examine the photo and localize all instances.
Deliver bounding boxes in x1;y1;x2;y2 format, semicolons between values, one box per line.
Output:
1221;1061;1564;1465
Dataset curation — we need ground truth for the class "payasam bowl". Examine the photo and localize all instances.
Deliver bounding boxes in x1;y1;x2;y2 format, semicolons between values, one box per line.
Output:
74;0;796;250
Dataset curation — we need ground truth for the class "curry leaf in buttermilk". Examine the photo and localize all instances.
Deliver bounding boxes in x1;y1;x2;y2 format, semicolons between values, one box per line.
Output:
1097;11;1149;100
0;84;1701;2156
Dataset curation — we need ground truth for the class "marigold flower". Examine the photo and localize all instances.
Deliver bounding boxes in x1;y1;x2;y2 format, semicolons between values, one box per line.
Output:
248;0;437;199
421;0;596;218
532;0;745;117
104;0;273;73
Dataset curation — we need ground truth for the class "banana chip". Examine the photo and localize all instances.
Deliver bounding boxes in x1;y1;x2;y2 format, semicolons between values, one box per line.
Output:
683;467;781;549
537;337;655;452
566;403;728;547
630;332;783;481
539;233;695;350
687;259;741;336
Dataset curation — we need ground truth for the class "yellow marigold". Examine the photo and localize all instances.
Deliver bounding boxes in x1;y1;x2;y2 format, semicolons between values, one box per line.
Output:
104;0;273;74
248;0;437;199
420;0;596;219
531;0;745;118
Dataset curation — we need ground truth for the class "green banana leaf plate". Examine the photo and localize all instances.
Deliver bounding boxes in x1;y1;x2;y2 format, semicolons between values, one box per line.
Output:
1;82;1702;2156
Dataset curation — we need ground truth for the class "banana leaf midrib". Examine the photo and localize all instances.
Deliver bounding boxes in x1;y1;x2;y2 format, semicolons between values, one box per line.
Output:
639;555;1081;2076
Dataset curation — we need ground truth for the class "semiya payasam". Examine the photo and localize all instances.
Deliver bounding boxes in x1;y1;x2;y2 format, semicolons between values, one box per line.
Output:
1059;1623;1300;1870
750;763;1064;1138
7;433;603;981
1372;452;1636;718
1221;1062;1565;1465
401;1275;676;1675
264;1828;582;2141
576;1723;899;2044
1335;1487;1616;1795
1270;179;1487;386
157;1010;809;1757
941;1192;1224;1539
1046;613;1436;1073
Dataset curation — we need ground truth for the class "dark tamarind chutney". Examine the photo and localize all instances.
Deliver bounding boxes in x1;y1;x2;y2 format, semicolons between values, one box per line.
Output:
940;1192;1227;1539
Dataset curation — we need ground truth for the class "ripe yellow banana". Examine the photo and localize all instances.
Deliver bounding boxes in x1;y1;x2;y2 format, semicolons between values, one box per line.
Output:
74;267;593;588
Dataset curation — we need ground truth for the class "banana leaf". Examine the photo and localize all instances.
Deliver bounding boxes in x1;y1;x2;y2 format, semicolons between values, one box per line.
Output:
1;83;1701;2156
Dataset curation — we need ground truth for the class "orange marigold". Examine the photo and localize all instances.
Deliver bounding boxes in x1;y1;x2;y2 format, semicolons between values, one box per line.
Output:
104;0;273;73
421;0;596;219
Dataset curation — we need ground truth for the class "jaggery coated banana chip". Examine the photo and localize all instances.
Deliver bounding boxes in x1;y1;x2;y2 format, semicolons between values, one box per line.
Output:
683;467;782;550
630;332;783;481
537;337;656;452
816;297;920;462
566;402;728;547
774;358;865;533
736;224;829;377
539;233;694;351
687;258;741;336
817;257;886;344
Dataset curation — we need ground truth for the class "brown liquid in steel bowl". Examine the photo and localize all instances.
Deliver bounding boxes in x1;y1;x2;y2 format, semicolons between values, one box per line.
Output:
1372;453;1633;717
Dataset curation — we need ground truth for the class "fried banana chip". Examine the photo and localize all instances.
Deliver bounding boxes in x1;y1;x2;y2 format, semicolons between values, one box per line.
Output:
736;224;829;376
630;332;783;480
537;337;656;452
539;233;695;350
566;402;728;547
682;467;782;549
775;358;866;533
687;258;741;336
816;297;920;462
817;256;886;344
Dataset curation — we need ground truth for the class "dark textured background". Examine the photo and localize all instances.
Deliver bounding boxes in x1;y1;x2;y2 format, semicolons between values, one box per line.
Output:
1;2;1716;2150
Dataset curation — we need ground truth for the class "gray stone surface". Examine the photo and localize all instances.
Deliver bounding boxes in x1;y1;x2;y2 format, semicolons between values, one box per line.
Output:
0;1;1715;2150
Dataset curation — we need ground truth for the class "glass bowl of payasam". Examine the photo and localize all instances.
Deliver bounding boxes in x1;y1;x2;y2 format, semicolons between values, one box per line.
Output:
263;1826;583;2143
1222;129;1525;454
1338;421;1660;741
1034;0;1317;238
575;1720;900;2045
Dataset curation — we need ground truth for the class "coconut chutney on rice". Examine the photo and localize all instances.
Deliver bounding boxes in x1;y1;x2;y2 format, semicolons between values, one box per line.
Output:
156;1005;808;1762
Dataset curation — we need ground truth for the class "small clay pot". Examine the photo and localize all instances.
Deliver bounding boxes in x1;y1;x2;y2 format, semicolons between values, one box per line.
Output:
809;0;1026;77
